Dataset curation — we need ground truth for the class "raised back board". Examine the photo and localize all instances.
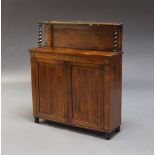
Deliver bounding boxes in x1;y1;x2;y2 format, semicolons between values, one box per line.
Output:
39;21;123;51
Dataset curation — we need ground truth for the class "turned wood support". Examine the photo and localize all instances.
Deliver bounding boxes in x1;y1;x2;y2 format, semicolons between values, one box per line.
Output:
113;26;118;53
38;23;42;47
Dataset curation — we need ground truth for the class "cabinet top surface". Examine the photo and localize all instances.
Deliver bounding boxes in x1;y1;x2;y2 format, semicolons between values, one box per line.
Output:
39;20;122;26
29;47;123;57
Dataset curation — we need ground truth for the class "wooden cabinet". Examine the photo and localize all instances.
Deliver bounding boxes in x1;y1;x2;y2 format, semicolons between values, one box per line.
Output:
29;21;123;139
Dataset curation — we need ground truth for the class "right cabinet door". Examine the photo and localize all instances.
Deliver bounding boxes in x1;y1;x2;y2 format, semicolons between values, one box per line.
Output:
68;62;103;129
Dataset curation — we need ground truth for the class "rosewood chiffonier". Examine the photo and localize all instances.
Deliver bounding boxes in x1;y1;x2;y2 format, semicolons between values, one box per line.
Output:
29;21;123;139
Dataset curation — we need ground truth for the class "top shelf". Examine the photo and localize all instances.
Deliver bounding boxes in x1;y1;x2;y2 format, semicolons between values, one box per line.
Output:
37;20;123;52
39;20;123;26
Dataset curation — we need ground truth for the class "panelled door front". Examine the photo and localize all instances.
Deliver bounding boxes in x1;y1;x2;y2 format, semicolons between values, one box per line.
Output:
68;62;103;129
35;58;67;123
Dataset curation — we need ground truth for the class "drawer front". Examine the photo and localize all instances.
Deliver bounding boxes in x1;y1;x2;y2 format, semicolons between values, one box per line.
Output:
33;53;109;65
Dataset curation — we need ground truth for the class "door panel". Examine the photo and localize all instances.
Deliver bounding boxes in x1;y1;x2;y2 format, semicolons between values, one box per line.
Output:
70;63;102;129
36;59;67;122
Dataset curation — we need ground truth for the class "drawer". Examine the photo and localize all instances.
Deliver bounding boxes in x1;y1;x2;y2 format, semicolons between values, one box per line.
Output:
32;52;110;65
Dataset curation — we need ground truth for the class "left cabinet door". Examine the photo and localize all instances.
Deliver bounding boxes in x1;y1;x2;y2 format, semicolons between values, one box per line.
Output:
32;58;68;123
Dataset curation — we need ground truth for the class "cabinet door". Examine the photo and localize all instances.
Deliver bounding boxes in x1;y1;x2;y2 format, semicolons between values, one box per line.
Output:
35;58;67;123
68;63;103;129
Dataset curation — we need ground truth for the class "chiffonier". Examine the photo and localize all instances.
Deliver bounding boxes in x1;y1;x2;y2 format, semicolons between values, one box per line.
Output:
29;21;123;139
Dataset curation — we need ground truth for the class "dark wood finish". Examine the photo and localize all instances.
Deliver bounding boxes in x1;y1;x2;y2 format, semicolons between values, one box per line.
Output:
104;126;121;140
29;21;123;139
34;117;39;123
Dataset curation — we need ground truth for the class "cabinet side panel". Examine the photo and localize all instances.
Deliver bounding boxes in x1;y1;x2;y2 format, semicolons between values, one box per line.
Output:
103;65;111;131
30;53;38;116
109;55;122;130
